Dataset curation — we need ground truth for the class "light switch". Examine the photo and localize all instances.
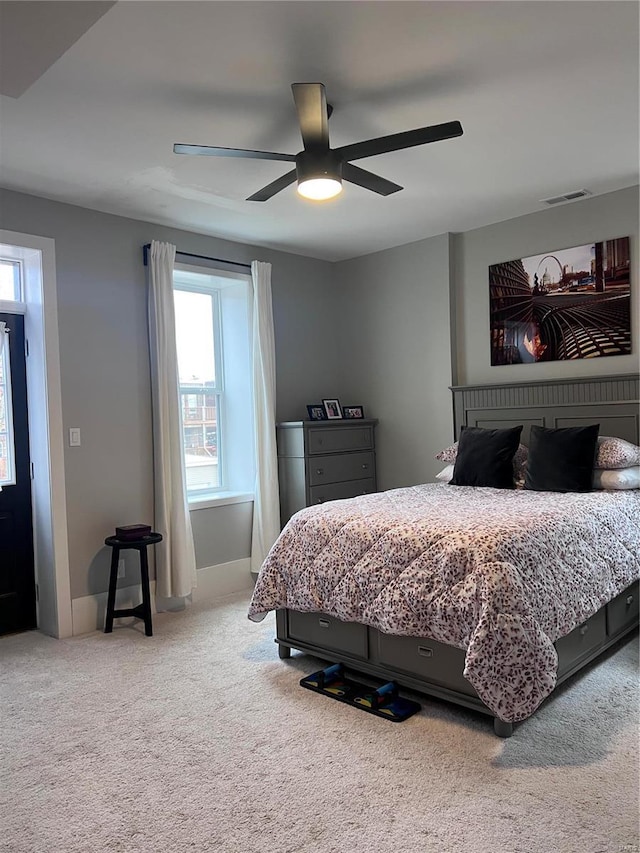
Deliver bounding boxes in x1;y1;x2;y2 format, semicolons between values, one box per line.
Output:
69;428;81;447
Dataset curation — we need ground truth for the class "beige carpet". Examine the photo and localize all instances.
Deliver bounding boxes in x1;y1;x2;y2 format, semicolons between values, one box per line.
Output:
1;593;638;853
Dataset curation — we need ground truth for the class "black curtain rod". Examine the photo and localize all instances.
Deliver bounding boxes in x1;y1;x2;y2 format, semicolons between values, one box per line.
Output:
142;243;251;270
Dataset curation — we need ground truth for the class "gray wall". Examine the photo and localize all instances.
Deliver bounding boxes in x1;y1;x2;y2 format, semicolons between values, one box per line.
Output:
0;189;341;599
454;186;640;385
336;233;455;488
2;183;638;602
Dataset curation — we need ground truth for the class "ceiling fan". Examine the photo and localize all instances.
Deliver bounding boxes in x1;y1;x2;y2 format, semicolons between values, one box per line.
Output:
173;83;463;202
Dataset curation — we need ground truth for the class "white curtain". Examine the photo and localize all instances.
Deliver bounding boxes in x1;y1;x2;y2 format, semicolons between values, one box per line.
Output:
250;261;281;572
147;240;197;598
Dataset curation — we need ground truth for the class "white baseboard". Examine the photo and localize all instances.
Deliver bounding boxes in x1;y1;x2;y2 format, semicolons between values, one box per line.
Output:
191;557;254;603
71;558;254;636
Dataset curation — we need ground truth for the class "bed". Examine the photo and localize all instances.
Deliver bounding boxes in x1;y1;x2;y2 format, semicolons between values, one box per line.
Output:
249;375;640;736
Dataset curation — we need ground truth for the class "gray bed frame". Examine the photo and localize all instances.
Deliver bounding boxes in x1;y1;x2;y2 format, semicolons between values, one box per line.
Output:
274;374;640;737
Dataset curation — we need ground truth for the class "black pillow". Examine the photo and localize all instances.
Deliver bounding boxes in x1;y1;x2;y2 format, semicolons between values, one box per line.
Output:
524;424;600;493
449;425;523;489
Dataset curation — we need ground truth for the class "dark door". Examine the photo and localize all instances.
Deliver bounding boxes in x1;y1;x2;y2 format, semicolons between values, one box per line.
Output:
0;312;36;634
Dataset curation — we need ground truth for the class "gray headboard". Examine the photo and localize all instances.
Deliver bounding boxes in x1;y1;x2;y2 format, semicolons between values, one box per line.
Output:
451;374;640;446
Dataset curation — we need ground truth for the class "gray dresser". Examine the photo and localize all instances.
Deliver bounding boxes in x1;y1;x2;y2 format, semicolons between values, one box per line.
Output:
276;419;378;526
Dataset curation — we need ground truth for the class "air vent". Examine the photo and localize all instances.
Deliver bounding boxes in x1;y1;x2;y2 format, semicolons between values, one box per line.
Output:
540;189;592;206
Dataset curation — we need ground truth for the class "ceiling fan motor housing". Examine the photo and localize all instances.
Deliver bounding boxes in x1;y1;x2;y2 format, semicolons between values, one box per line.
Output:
296;149;343;183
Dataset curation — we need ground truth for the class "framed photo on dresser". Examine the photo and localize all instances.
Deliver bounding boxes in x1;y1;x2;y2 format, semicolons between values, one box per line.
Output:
322;399;343;420
306;404;326;421
343;406;364;419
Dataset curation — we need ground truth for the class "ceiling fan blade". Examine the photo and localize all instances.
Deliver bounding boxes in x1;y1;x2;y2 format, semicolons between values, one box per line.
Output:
336;121;463;162
291;83;329;149
174;143;296;162
342;163;403;196
246;169;297;202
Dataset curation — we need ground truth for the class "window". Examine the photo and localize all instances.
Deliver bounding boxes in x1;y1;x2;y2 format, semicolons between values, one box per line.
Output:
0;254;25;489
0;326;16;486
0;259;22;301
173;264;254;502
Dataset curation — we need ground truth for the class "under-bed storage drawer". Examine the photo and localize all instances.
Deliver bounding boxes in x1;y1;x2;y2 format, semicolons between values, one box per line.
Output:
556;608;606;674
606;582;639;637
376;633;476;697
287;611;368;659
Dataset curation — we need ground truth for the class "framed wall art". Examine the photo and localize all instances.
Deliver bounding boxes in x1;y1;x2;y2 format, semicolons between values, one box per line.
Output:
489;236;631;365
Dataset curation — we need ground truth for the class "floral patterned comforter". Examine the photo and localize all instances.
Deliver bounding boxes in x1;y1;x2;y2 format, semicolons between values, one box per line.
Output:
248;484;640;722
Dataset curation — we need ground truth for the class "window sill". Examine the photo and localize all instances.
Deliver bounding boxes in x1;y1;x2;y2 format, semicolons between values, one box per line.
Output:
0;299;27;314
188;491;254;511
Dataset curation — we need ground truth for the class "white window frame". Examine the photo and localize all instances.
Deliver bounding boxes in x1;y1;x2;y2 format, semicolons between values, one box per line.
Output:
174;279;224;498
173;263;254;508
0;257;23;487
0;257;23;303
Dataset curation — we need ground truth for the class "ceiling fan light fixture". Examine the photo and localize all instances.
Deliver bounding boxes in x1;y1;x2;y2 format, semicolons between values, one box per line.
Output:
297;176;343;200
295;148;343;201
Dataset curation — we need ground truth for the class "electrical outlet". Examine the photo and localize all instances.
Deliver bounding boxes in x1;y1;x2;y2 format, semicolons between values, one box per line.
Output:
117;559;125;579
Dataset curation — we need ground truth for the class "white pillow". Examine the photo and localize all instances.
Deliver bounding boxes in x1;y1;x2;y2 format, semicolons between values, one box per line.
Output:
593;467;640;490
435;465;454;482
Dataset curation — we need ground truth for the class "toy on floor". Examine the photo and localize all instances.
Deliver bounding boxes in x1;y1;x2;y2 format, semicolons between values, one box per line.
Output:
300;663;421;722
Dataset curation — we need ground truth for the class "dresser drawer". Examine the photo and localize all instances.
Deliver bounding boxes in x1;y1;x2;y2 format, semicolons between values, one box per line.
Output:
276;420;378;525
376;632;476;697
607;582;639;637
556;607;606;675
307;425;375;454
309;478;376;505
308;451;375;486
287;611;368;658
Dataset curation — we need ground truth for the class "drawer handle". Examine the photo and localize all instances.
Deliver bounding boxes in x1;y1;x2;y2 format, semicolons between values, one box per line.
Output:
315;468;324;476
579;624;589;636
626;595;634;606
418;646;433;658
361;463;369;470
316;498;324;504
318;619;330;629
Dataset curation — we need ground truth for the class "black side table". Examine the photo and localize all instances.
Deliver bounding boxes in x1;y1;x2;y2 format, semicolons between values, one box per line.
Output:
104;533;162;636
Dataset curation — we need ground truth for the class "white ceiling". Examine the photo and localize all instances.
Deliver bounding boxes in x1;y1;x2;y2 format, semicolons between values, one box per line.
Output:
0;1;638;262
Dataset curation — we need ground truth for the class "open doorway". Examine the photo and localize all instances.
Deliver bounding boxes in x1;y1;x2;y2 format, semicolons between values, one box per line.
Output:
0;231;71;638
